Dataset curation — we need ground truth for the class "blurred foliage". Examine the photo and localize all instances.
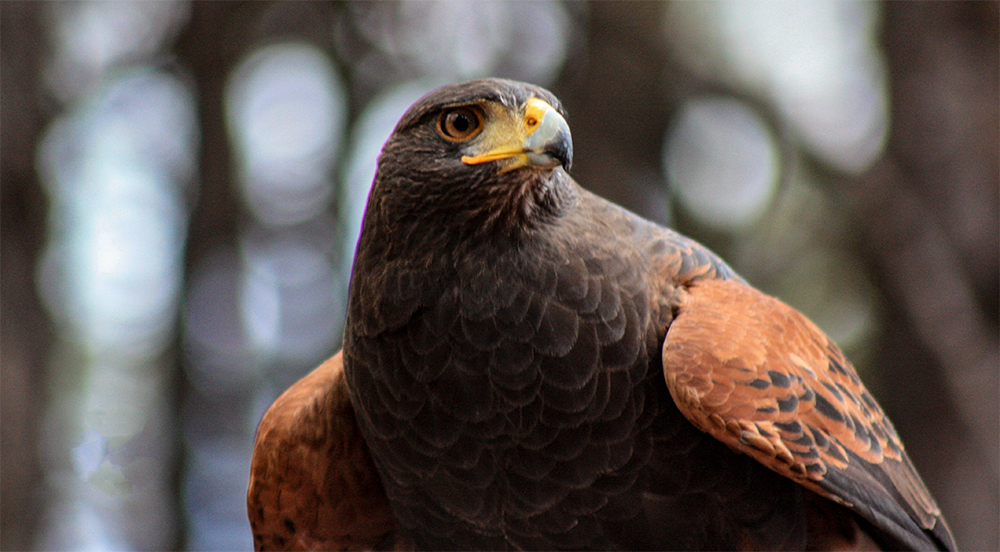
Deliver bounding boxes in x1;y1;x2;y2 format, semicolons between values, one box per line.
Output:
2;1;996;550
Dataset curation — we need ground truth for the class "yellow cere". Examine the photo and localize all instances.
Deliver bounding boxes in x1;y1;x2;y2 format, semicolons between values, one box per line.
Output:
461;97;554;167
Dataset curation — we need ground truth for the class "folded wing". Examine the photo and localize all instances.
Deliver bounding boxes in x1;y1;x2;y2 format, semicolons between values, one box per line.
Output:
662;279;955;551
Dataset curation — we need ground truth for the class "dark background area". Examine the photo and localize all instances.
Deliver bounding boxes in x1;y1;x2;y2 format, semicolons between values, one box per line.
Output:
2;2;997;550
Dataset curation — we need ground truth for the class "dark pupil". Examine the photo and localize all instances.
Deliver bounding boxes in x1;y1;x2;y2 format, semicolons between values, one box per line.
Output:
451;112;471;133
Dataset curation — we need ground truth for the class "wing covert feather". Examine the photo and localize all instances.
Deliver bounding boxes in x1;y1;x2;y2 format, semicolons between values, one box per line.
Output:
247;352;407;551
661;279;954;551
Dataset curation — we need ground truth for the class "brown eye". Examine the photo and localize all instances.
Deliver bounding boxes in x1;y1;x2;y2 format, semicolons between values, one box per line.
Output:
437;107;483;141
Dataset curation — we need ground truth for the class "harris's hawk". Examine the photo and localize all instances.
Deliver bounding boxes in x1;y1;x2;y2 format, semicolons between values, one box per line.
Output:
248;79;956;551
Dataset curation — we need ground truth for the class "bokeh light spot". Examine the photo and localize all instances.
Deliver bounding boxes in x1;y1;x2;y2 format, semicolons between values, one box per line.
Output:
664;96;779;231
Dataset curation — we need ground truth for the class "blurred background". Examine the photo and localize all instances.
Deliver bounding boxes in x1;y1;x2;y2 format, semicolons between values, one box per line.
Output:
2;1;996;550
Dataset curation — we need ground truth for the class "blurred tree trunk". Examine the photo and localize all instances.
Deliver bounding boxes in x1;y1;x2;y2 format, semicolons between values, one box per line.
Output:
0;2;49;550
848;3;998;549
1;1;996;550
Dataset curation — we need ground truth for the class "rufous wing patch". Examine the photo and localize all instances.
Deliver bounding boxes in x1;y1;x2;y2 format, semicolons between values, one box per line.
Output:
247;351;407;551
661;279;941;529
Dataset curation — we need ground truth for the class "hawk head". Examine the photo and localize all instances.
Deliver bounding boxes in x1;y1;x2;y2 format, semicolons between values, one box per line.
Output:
366;79;574;240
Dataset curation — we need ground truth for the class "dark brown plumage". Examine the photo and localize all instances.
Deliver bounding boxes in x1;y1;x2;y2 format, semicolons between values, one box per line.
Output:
248;79;955;551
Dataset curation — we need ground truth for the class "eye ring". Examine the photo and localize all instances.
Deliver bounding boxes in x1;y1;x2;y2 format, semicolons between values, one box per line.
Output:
437;107;483;142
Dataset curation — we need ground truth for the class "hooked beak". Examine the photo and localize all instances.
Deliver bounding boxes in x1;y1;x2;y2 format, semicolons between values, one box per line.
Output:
461;97;573;172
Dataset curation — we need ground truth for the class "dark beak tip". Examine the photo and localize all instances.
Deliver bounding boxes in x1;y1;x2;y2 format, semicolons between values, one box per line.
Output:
549;135;573;171
560;142;573;171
